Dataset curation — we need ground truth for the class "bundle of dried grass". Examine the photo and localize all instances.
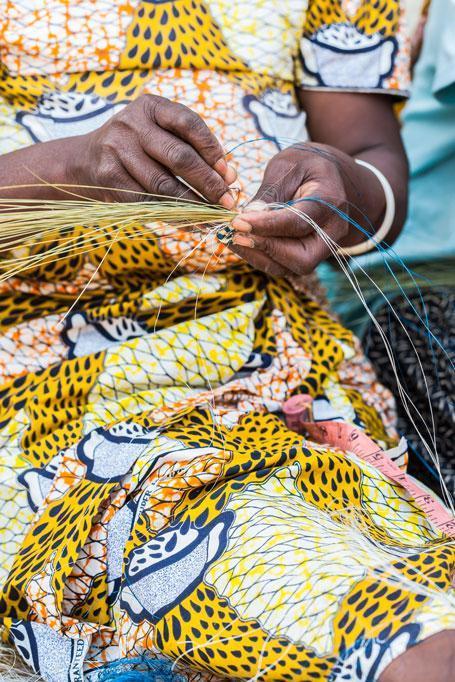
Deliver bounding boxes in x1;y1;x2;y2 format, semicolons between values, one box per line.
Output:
0;639;40;682
0;184;236;282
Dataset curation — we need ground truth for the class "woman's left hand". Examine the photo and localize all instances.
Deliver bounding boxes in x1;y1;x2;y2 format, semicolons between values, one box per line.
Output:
230;143;353;277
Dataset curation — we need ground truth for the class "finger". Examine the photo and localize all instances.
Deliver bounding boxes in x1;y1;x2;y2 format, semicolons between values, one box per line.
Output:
233;202;318;239
150;97;228;175
236;192;344;238
249;232;333;276
229;241;292;277
120;143;201;202
249;155;304;206
97;158;159;203
140;127;235;208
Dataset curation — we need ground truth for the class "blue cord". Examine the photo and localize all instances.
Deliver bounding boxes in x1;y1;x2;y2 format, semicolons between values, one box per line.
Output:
94;657;185;682
287;194;451;367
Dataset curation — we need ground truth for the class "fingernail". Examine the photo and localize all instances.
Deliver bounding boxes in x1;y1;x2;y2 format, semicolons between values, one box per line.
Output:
246;200;268;212
220;191;236;209
233;234;255;248
231;217;252;232
214;158;228;176
225;163;237;185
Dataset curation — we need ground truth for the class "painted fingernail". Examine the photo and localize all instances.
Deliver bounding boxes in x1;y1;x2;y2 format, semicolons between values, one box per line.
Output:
233;234;255;248
220;191;236;209
231;217;252;232
214;158;228;176
225;163;237;184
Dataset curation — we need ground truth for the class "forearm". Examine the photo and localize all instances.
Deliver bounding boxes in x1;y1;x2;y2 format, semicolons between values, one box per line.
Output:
0;137;82;200
300;90;409;249
0;95;234;206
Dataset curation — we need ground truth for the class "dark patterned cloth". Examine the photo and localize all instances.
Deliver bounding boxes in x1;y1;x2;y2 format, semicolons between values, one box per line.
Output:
363;287;455;500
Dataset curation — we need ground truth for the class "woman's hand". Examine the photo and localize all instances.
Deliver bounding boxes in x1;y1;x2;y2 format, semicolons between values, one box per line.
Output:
0;94;236;205
74;95;236;204
231;144;354;276
230;140;400;277
230;143;357;277
232;90;410;279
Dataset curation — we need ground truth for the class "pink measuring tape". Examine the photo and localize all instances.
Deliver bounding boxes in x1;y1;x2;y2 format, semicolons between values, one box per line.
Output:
283;395;455;539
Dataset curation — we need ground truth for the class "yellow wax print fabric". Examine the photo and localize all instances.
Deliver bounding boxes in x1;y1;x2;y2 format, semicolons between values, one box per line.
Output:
0;1;454;681
0;268;454;682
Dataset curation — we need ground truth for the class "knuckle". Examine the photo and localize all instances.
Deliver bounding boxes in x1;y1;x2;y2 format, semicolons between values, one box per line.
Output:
174;107;221;161
140;93;160;118
154;174;177;197
260;237;278;259
174;105;200;130
97;152;119;184
294;244;316;276
166;142;194;169
100;130;121;152
141;93;157;106
102;117;132;145
200;137;221;163
148;95;178;127
111;106;128;123
109;105;135;130
140;125;157;150
203;174;226;200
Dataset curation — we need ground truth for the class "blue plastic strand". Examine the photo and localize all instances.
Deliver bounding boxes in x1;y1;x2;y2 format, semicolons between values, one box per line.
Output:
92;657;186;682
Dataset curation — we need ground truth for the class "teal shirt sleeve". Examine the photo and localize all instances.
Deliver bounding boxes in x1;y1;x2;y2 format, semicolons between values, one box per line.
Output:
432;0;455;104
318;0;455;332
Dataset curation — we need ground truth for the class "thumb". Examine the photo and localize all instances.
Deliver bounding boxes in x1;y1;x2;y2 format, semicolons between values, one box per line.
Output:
249;156;302;206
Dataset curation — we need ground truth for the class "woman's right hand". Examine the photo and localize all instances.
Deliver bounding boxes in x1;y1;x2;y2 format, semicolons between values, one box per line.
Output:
71;94;236;205
0;94;236;205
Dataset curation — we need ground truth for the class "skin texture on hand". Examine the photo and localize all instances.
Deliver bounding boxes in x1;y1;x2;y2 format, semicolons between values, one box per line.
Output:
230;143;354;277
0;90;407;276
230;91;408;276
74;94;236;205
0;94;237;205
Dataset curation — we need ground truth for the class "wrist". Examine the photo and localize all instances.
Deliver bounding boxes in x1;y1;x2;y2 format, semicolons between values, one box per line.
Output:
0;135;89;201
336;153;388;250
290;143;387;249
59;135;89;190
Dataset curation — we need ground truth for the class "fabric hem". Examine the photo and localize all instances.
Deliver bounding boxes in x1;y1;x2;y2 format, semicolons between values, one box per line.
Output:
298;85;410;99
